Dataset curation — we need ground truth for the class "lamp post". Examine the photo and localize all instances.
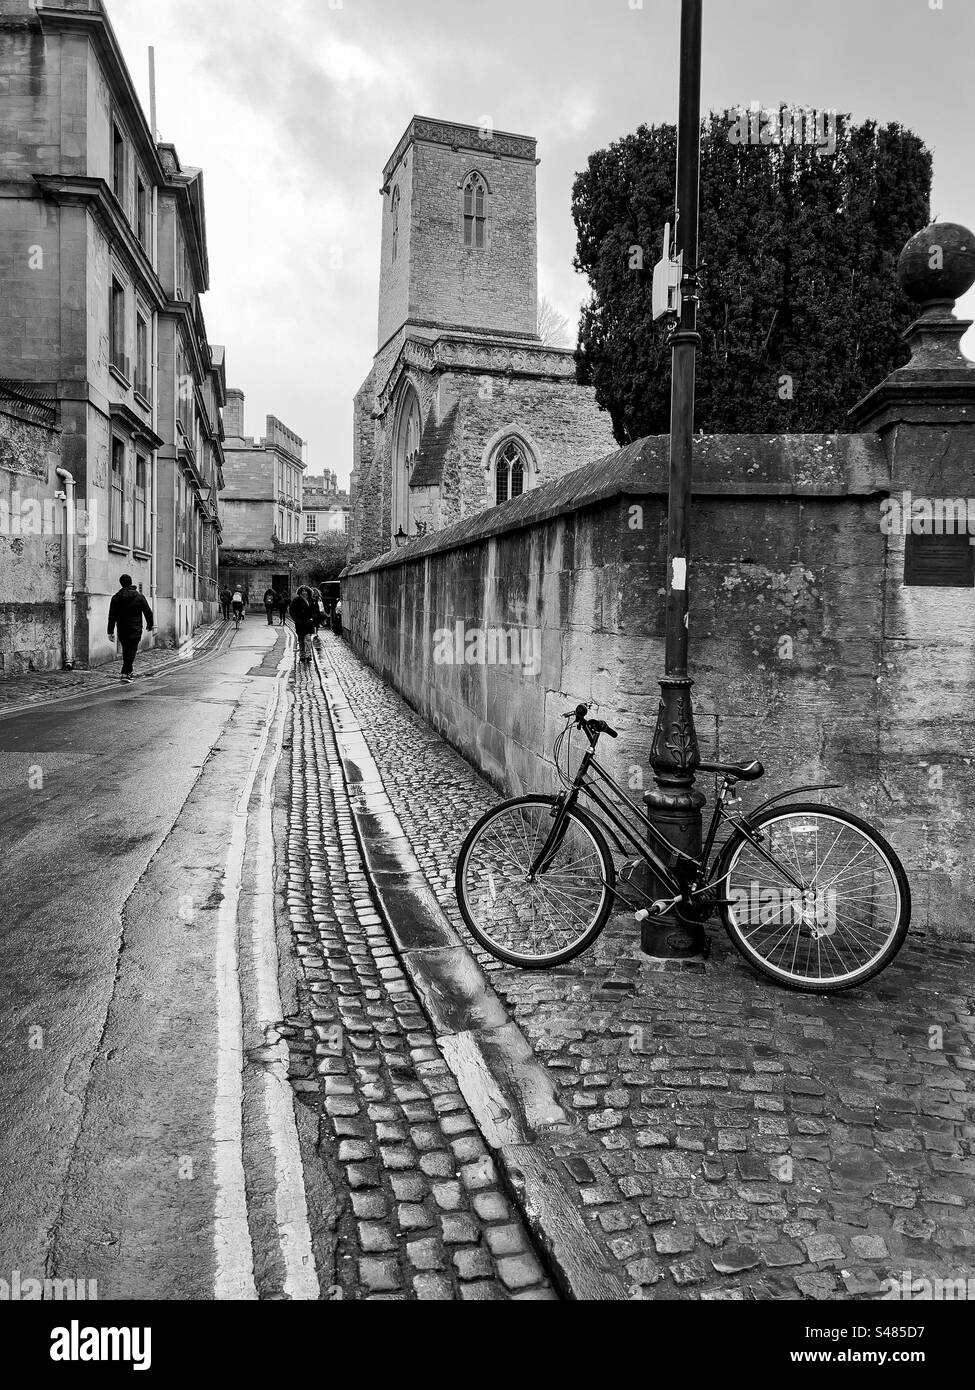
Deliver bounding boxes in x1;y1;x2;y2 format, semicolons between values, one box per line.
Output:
643;0;708;960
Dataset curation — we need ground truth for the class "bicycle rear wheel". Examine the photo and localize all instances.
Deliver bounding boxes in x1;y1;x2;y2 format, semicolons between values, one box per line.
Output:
718;802;910;993
455;795;615;968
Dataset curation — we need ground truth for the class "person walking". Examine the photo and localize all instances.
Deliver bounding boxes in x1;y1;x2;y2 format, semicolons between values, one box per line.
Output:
263;587;278;626
333;599;343;638
277;591;289;626
107;574;154;684
219;587;233;621
310;586;326;637
289;586;316;664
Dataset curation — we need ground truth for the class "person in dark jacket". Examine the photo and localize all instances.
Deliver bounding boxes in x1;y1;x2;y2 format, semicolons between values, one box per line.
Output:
108;575;154;684
219;587;233;621
289;587;316;664
263;588;279;626
277;591;289;626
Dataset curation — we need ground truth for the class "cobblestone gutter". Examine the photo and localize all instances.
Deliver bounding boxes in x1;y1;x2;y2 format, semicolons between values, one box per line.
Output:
312;632;975;1301
282;654;556;1299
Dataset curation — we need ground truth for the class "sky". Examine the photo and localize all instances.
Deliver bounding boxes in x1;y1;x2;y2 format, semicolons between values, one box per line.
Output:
105;0;975;487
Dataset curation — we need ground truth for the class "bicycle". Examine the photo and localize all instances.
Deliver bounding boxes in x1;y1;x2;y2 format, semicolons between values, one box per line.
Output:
454;704;910;993
232;606;244;632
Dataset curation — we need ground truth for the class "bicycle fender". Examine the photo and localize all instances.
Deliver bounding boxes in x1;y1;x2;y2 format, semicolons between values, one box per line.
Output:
752;784;841;817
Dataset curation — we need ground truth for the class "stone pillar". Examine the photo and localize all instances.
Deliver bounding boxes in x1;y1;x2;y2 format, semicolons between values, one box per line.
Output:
849;221;975;936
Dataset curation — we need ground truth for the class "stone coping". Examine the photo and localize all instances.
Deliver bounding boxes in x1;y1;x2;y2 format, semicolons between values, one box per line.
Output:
344;432;890;577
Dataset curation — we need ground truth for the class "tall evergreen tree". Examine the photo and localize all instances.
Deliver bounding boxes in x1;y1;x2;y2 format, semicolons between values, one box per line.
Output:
572;111;932;443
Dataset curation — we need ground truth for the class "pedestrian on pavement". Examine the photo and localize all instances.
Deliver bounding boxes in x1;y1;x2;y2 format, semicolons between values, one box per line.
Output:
310;586;326;636
277;591;289;626
333;600;343;638
219;587;233;621
263;587;278;626
289;586;316;664
108;574;154;684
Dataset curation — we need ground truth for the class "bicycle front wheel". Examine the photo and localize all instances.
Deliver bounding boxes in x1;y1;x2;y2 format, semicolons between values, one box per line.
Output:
455;795;615;968
718;803;910;993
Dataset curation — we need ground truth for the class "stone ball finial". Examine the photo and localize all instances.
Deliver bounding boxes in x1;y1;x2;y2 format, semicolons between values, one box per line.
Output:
897;222;975;306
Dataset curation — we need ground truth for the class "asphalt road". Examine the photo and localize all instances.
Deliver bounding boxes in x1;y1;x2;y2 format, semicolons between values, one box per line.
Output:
0;623;296;1299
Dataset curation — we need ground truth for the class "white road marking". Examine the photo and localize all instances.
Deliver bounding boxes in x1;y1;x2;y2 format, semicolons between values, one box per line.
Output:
250;637;320;1300
214;633;318;1299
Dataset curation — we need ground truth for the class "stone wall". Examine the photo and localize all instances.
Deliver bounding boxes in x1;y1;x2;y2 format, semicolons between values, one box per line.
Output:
0;396;64;674
343;432;975;943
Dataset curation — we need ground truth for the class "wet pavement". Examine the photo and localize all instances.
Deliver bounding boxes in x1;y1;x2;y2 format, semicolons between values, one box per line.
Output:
283;652;556;1299
0;619;231;713
309;631;975;1301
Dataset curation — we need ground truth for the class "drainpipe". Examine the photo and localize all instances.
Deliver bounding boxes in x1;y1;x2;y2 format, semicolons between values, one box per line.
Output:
55;466;76;669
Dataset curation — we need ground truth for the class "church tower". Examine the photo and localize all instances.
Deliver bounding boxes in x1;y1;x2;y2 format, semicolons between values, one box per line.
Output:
377;117;540;348
349;114;615;563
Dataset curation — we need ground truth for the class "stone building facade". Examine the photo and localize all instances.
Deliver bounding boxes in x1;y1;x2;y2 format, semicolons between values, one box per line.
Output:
0;0;226;668
219;389;306;604
220;389;305;547
348;116;615;563
302;471;350;539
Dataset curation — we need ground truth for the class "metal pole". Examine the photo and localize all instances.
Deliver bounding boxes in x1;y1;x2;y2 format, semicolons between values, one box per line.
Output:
643;0;708;960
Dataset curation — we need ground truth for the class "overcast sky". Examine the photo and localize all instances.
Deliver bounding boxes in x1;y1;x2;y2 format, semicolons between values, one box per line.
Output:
107;0;975;487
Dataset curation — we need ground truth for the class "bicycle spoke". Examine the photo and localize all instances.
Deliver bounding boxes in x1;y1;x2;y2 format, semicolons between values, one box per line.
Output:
724;809;903;989
459;800;610;963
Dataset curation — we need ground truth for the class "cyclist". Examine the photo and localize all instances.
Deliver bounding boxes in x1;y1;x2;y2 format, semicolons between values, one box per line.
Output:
231;588;245;626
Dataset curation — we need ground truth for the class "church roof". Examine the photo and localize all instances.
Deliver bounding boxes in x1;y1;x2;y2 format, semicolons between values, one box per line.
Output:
410;403;460;488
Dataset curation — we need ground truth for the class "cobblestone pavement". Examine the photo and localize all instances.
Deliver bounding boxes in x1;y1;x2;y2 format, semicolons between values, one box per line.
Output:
0;618;230;710
283;650;556;1299
317;632;975;1301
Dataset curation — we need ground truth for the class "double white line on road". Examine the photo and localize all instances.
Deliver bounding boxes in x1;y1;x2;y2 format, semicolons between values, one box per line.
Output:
213;634;319;1300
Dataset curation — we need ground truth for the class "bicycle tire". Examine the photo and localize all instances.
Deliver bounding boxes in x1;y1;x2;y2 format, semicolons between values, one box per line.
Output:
717;802;910;993
455;794;616;969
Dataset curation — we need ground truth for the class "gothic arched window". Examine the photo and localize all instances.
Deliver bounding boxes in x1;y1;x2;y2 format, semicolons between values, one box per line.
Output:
495;439;527;505
391;186;400;263
463;173;487;249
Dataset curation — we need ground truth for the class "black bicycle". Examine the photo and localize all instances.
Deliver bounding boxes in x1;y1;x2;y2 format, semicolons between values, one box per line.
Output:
455;704;910;993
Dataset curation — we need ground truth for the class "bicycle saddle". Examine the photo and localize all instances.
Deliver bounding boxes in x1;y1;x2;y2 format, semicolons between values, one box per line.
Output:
698;759;765;782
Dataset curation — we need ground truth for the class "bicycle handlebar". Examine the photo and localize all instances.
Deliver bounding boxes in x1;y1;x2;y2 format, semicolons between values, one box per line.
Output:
562;704;619;739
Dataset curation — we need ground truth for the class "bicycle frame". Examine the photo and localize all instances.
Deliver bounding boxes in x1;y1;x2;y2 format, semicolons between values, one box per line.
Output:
531;729;838;916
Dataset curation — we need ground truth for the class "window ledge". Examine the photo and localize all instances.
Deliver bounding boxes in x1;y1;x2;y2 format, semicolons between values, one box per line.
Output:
108;541;130;555
109;363;131;388
133;548;152;561
134;389;152;411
